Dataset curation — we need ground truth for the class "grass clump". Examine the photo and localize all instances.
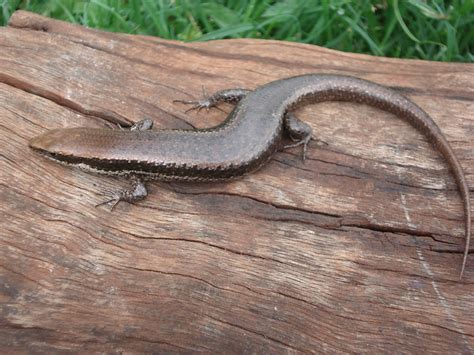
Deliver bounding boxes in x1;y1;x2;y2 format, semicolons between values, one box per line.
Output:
1;0;472;62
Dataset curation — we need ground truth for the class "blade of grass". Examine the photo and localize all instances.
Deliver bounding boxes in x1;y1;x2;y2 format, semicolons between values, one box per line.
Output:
393;0;420;43
341;16;383;56
197;23;255;41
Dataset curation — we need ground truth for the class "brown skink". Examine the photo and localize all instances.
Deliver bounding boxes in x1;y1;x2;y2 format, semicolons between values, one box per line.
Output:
29;74;471;277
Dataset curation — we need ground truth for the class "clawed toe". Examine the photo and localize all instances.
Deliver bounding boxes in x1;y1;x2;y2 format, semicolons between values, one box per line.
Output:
312;137;328;147
173;99;214;113
284;135;312;161
95;195;121;211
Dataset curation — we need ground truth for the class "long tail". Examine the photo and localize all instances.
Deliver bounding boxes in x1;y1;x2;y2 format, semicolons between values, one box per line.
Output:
309;74;472;278
351;79;471;278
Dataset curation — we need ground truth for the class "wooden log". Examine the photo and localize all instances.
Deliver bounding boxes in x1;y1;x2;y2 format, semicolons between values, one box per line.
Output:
0;10;473;353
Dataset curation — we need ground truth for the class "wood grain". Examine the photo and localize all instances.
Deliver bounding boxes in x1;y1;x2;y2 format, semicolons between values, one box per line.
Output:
0;10;473;353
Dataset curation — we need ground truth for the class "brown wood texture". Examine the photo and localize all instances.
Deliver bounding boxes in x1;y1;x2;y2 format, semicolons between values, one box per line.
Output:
1;10;473;353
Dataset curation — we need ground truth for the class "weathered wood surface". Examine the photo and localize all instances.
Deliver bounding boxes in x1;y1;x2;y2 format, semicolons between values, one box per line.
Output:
0;10;473;353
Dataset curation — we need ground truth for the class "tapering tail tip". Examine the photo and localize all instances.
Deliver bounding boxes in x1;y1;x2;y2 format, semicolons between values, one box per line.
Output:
459;249;468;280
459;221;470;280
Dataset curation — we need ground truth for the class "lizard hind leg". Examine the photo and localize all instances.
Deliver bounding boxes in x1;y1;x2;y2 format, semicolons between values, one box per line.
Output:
283;112;315;161
174;88;251;113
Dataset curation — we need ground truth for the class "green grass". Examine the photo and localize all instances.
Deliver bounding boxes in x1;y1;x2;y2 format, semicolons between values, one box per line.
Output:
1;0;473;62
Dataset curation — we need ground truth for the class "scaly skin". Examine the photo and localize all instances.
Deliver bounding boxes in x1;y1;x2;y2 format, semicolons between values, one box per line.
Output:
29;74;471;278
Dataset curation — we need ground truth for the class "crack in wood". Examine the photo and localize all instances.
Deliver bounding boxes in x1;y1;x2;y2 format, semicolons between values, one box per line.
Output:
277;149;461;194
117;335;195;350
2;11;473;352
167;187;459;240
0;73;131;126
42;218;127;251
200;313;304;352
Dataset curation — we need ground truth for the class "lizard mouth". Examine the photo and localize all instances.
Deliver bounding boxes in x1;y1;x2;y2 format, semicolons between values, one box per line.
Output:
29;135;60;161
28;134;48;152
28;128;88;163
